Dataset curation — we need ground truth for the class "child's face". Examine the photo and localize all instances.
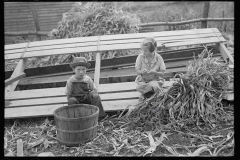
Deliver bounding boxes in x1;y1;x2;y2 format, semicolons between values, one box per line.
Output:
73;66;87;78
141;45;152;56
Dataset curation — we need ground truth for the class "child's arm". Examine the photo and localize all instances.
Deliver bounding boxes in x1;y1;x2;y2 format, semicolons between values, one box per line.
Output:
89;78;98;92
88;78;99;98
147;55;166;77
135;54;148;75
65;79;73;100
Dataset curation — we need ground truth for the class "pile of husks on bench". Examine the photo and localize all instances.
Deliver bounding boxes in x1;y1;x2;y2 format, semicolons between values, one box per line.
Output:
119;46;233;133
47;2;141;62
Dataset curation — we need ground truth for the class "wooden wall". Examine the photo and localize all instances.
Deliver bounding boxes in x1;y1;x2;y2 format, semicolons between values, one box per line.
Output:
4;2;75;44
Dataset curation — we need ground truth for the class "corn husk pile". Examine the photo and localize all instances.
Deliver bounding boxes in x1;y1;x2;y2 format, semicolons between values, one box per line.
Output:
121;46;233;132
47;2;141;63
47;2;140;39
4;46;234;157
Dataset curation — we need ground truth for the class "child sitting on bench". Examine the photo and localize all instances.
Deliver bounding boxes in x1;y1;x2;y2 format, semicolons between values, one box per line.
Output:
135;37;166;101
65;56;106;119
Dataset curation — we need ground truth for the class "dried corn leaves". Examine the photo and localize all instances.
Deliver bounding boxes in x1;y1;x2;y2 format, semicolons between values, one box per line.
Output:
4;46;234;156
47;2;140;39
47;2;141;63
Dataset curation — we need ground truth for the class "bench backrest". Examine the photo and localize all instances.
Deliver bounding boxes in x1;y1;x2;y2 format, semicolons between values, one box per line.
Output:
5;28;232;92
5;28;225;60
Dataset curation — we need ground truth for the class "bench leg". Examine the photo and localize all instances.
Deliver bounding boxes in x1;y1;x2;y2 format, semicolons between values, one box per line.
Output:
217;43;234;64
6;59;27;92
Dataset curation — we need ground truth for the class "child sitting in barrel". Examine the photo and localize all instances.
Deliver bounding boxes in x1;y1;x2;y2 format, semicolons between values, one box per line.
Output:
65;56;106;119
135;37;166;101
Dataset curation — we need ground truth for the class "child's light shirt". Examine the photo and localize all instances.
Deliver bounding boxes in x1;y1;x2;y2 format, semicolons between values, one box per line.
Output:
65;75;97;96
135;52;166;83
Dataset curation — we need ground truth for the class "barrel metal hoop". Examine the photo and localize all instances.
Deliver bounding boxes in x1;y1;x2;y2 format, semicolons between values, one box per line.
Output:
56;123;98;133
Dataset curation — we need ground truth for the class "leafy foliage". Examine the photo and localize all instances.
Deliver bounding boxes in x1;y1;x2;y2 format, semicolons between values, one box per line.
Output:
47;2;140;39
46;2;141;63
123;46;233;132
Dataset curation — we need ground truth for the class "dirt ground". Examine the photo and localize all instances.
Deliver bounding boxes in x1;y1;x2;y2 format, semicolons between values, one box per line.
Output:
4;100;234;157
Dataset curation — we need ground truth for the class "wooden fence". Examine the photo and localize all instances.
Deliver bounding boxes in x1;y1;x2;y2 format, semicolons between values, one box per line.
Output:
4;2;75;44
4;18;234;37
4;2;234;44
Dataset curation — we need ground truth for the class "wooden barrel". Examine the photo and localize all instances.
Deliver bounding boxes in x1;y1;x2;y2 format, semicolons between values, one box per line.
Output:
53;104;99;147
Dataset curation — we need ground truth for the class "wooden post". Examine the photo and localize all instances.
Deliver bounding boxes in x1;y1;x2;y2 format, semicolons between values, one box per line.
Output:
5;72;26;87
94;52;101;91
5;60;27;92
222;10;227;32
94;36;101;91
29;3;41;41
17;139;23;156
217;43;234;65
201;1;210;28
5;42;29;92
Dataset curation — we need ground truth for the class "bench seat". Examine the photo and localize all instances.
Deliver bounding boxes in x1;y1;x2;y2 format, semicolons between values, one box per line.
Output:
4;81;175;119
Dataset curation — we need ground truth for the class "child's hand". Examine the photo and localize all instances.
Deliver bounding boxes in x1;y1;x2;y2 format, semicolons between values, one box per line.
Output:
91;92;99;98
147;70;156;75
142;69;148;75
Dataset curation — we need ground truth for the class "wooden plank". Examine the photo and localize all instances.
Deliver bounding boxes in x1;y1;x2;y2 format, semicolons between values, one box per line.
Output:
94;36;101;90
94;52;101;91
99;28;221;41
5;81;174;100
5;45;217;78
218;43;234;64
5;99;139;119
5;35;99;50
28;3;41;41
4;2;73;8
5;32;222;54
5;42;29;50
227;82;233;90
5;72;26;87
5;91;141;108
99;32;224;45
12;54;221;88
17;139;23;156
5;59;27;92
5;32;223;55
16;60;190;86
5;16;61;23
5;41;99;54
201;1;210;28
4;2;73;10
6;42;30;91
5;37;222;60
4;28;223;51
5;46;98;60
222;93;234;101
98;37;225;52
5;82;137;100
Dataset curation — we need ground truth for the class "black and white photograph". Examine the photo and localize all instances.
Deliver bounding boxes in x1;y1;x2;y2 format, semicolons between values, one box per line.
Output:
4;1;234;157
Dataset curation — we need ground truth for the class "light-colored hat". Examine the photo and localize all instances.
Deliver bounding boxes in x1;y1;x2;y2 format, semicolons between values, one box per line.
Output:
70;57;91;69
141;37;157;48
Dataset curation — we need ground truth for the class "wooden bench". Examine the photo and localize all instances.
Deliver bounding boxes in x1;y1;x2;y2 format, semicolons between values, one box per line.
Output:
5;45;221;90
5;28;233;119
